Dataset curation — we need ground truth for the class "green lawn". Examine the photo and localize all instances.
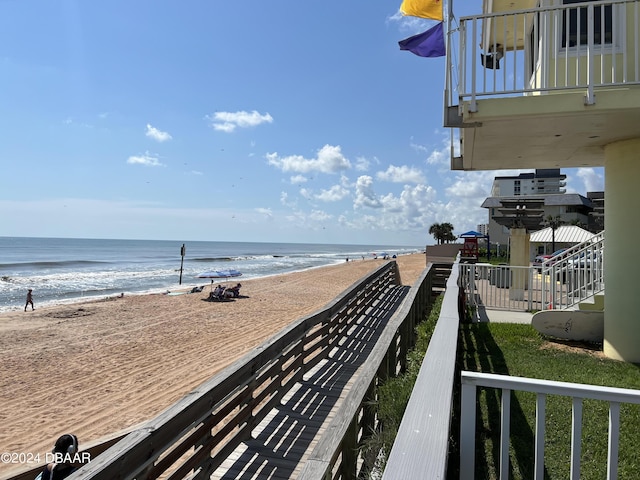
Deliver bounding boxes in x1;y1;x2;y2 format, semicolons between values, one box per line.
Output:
459;323;640;480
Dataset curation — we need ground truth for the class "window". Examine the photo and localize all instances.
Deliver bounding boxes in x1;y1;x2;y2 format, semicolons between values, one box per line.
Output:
562;0;612;48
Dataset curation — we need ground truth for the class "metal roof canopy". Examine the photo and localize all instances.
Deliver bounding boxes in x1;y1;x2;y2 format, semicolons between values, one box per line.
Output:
530;225;595;244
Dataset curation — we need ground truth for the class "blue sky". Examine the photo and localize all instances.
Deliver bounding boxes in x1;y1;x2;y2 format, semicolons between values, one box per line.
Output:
0;1;604;246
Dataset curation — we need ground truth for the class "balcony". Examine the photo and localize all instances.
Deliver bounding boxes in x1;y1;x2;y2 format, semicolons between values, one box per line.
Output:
445;0;640;171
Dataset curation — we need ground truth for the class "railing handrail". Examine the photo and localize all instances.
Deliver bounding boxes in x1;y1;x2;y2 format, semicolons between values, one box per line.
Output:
462;371;640;403
460;371;640;479
382;258;462;480
458;0;627;24
542;231;605;309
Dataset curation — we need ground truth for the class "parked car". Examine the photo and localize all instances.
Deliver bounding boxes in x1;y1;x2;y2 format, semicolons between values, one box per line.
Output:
532;249;567;272
568;251;602;269
532;254;549;271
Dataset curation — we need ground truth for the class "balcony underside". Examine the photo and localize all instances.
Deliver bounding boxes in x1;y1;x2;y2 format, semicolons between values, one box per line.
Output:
454;87;640;171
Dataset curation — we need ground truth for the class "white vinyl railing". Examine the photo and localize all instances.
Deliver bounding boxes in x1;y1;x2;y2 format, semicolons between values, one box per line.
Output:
460;371;640;480
460;264;542;312
459;231;604;313
448;0;640;112
542;231;605;310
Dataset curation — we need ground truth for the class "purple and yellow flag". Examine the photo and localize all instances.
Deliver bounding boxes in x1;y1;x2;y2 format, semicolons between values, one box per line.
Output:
399;22;446;58
400;0;443;21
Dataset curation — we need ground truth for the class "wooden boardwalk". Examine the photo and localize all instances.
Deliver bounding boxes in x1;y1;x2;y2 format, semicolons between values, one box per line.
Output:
212;285;410;479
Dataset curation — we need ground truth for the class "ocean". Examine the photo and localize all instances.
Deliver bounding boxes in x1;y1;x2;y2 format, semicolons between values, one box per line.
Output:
0;237;421;313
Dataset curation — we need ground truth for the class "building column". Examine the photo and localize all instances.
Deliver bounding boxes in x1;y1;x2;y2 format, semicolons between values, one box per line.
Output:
509;228;530;300
603;138;640;362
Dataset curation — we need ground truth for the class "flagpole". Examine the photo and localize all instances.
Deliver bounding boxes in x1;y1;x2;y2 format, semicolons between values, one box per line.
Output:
444;0;453;118
443;0;454;126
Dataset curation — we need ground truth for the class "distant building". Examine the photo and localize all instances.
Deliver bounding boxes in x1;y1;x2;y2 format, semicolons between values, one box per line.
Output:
482;193;593;247
476;224;488;236
491;169;566;197
587;191;605;233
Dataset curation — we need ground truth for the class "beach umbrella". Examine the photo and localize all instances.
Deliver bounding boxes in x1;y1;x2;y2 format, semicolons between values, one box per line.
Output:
197;270;243;291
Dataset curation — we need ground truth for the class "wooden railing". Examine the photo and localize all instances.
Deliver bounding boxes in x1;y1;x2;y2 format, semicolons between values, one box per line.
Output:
26;259;446;480
297;261;447;479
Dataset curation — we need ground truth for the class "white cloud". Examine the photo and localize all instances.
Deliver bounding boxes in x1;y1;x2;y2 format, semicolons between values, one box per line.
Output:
316;184;350;202
576;167;604;192
376;165;426;184
348;183;435;233
290;174;308;184
280;191;296;208
145;124;172;142
355;156;370;171
309;209;332;222
445;172;491;199
299;187;313;200
354;175;381;209
255;207;273;218
388;9;436;34
207;110;273;133
266;144;351;174
426;147;449;167
63;117;93;129
127;151;163;167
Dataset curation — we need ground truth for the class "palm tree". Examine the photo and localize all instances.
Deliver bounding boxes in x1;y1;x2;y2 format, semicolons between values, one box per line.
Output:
429;222;455;244
544;215;564;253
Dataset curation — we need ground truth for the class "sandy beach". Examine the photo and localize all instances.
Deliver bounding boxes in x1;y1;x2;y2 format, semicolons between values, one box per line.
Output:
0;253;426;475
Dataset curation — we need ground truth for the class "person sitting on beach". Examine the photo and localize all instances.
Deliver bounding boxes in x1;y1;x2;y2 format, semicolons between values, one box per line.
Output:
225;283;242;298
36;434;79;480
211;284;225;300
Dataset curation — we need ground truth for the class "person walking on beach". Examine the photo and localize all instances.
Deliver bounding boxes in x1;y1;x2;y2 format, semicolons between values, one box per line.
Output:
25;288;34;311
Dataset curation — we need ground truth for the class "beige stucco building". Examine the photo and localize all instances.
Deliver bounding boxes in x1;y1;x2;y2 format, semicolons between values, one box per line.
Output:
444;0;640;362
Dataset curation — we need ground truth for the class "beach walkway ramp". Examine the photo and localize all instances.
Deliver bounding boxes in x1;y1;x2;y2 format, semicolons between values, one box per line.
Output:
211;284;408;479
7;260;447;480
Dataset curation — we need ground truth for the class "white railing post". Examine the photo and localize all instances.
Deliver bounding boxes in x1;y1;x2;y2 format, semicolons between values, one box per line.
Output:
534;393;546;480
500;389;511;479
460;381;477;480
470;18;478;112
570;398;583;479
585;3;596;104
607;402;621;479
